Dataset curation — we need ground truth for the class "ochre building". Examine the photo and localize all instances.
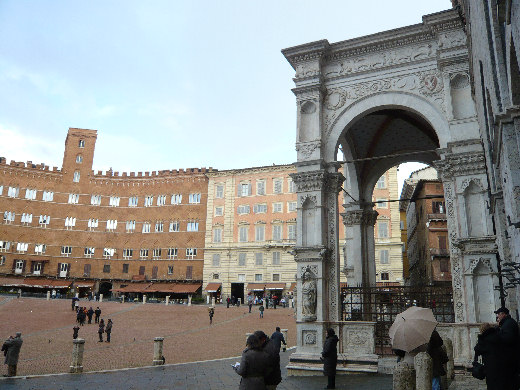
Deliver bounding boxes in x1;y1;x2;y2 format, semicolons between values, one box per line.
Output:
0;128;210;297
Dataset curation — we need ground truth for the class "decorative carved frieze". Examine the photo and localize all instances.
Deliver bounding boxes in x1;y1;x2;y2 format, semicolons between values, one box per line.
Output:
435;152;487;180
295;141;320;161
437;30;467;49
291;171;325;192
452;237;498;255
302;330;317;345
341;210;364;226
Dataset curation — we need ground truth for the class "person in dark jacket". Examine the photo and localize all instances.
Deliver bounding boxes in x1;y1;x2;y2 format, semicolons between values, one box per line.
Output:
234;333;270;390
321;328;339;389
427;330;449;390
72;325;80;339
270;327;287;353
474;322;502;390
87;307;94;324
494;307;520;390
105;319;113;343
255;330;281;389
2;332;23;377
98;319;105;342
94;307;101;323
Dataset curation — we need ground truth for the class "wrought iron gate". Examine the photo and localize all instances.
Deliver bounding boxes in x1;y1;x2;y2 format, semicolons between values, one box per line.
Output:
341;286;454;355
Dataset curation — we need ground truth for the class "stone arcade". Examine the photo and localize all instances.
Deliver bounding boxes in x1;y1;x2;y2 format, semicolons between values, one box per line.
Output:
283;9;501;373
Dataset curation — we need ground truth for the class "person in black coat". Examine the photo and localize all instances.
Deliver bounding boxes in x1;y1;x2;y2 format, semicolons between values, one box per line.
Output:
87;307;94;324
495;307;520;390
94;307;101;323
321;328;339;389
271;327;287;352
254;330;281;389
427;330;449;390
474;323;502;390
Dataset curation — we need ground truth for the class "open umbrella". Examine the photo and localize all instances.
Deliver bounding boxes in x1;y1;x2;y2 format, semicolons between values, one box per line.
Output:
389;306;437;352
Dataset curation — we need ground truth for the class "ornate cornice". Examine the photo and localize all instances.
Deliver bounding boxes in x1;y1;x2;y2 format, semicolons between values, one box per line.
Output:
290;171;325;192
434;151;486;180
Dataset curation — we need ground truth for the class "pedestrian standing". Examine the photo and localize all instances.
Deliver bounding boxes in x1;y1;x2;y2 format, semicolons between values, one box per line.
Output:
494;307;520;389
98;319;105;342
71;297;76;311
259;305;264;319
74;299;79;312
51;289;56;299
226;297;230;309
73;325;80;339
474;322;501;389
427;330;449;390
271;327;287;353
255;330;282;389
248;300;253;314
2;332;23;377
234;334;270;390
87;307;94;324
208;307;214;325
94;307;101;323
105;319;113;343
321;328;339;389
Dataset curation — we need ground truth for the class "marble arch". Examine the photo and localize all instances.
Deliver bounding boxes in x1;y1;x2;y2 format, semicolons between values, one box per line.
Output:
283;8;500;372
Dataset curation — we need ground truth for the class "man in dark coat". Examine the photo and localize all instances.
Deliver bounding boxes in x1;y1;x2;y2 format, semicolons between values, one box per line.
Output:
94;307;101;323
427;330;449;390
105;319;113;343
3;332;23;377
234;334;270;390
495;307;520;389
87;307;94;324
271;327;287;352
321;328;339;389
255;330;281;389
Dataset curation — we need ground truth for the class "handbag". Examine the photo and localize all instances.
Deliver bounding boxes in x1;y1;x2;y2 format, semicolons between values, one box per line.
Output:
472;353;486;380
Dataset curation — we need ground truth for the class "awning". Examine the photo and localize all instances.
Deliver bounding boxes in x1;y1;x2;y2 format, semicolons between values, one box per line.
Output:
289;282;296;292
22;278;72;289
247;283;286;291
170;283;201;294
204;283;221;293
142;283;201;294
0;277;25;287
74;281;95;288
114;283;152;293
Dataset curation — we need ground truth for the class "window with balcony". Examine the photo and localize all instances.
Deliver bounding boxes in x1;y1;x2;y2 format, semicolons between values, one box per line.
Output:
39;215;50;227
15;260;24;274
25;188;37;200
8;186;19;198
169;221;179;232
142;222;151;233
109;196;120;207
152;248;161;259
65;217;77;229
3;211;15;224
58;262;69;277
84;247;95;258
91;195;101;205
33;262;42;275
103;248;115;259
186;248;197;259
42;191;54;202
21;213;33;225
106;219;118;231
123;249;133;259
155;221;164;232
189;193;201;204
171;194;182;205
16;242;28;253
140;249;149;259
128;196;138;207
61;246;72;256
255;225;265;242
272;225;282;241
126;220;135;232
167;248;178;259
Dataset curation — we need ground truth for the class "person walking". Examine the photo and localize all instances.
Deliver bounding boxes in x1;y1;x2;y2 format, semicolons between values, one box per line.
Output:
94;307;101;323
494;307;520;389
87;307;94;324
98;319;105;342
105;319;113;343
226;297;231;309
2;332;23;377
72;325;80;339
209;307;215;325
474;322;501;390
321;328;339;389
271;327;287;353
259;304;264;319
234;333;270;390
255;330;282;389
427;330;449;390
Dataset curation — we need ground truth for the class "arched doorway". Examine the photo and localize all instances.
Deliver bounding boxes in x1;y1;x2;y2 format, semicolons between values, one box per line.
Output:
99;282;112;298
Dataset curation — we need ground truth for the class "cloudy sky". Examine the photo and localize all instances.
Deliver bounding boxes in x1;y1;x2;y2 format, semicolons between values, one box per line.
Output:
0;1;448;190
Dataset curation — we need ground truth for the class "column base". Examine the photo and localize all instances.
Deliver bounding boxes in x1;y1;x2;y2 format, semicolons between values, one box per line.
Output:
287;353;378;376
153;359;165;366
69;365;83;373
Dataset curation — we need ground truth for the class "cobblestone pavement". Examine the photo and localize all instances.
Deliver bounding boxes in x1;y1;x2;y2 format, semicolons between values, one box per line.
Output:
0;349;393;390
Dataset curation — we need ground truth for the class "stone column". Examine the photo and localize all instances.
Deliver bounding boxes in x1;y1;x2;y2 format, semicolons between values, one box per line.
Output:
165;296;170;306
153;337;165;365
206;295;210;304
121;295;125;303
188;295;192;306
211;297;216;307
99;294;103;302
444;338;454;386
415;352;433;390
393;361;415;390
69;338;85;373
143;295;147;304
46;291;50;301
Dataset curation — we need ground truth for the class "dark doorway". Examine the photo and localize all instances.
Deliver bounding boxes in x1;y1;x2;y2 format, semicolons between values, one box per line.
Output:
231;283;244;303
99;282;112;297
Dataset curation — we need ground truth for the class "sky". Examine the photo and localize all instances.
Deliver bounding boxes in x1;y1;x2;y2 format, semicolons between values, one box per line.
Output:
0;1;447;193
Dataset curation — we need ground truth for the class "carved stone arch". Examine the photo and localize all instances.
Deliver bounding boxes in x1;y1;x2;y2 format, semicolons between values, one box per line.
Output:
300;194;317;207
459;178;486;194
466;257;494;274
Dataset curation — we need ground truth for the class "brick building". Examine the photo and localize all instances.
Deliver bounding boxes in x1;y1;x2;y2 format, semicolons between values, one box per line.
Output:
0;128;210;297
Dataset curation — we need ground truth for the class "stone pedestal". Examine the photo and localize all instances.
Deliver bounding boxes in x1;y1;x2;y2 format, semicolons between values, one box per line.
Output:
415;352;433;390
69;338;85;373
143;295;147;304
444;338;454;387
46;291;50;301
211;297;216;306
121;295;124;303
99;294;103;302
393;361;415;390
281;329;288;351
188;295;192;306
166;296;170;306
153;337;165;365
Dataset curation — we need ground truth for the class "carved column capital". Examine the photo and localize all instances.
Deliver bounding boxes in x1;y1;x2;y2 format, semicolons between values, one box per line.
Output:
341;210;364;226
326;172;346;194
363;210;379;226
290;170;326;192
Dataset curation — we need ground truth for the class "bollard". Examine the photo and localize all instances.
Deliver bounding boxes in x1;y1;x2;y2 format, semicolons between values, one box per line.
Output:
393;361;415;390
206;295;210;304
121;295;125;303
75;292;79;298
444;338;454;387
99;294;103;302
70;338;85;373
188;294;192;306
143;295;147;304
46;291;50;301
153;337;165;365
245;332;253;345
281;329;288;351
211;297;216;307
166;296;170;306
415;352;433;390
238;298;241;306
